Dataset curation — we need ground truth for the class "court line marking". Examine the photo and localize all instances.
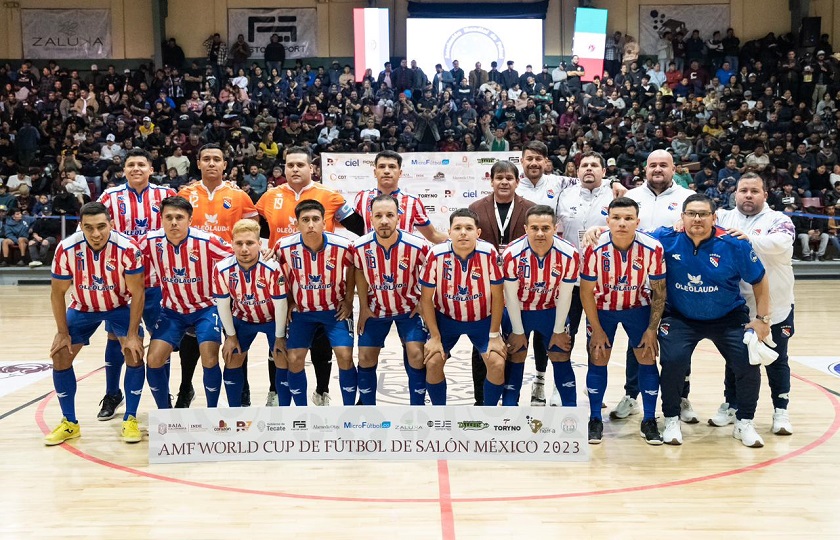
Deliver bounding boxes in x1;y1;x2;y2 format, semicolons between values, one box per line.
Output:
437;460;456;540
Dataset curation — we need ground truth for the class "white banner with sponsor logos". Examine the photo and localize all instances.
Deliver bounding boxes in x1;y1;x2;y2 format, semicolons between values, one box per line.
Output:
21;9;112;59
228;8;318;60
149;406;589;463
322;152;524;234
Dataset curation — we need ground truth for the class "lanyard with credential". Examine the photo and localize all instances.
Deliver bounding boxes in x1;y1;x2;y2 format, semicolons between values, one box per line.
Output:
494;198;514;242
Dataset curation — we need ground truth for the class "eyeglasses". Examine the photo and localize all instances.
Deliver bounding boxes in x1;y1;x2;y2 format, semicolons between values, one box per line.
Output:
683;211;713;219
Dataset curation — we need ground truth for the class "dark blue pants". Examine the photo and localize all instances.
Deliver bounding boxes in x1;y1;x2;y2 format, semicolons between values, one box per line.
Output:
659;307;760;420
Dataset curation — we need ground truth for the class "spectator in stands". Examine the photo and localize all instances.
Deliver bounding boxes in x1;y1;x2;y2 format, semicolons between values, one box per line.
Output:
26;204;60;267
793;205;830;261
0;209;29;266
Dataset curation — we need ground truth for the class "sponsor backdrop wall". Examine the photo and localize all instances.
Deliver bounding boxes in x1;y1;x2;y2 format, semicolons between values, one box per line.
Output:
322;152;523;234
638;4;730;57
227;8;319;60
21;9;113;59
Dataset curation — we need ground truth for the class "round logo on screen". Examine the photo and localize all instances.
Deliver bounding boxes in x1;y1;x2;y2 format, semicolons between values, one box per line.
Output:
443;26;505;71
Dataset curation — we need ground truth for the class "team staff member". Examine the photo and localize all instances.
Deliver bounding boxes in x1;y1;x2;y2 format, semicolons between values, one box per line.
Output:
46;202;145;445
257;146;365;406
652;194;771;448
713;173;796;435
95;148;175;421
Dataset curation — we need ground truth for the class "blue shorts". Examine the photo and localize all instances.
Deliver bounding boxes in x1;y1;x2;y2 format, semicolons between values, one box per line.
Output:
68;306;131;346
105;286;162;335
587;306;651;349
437;313;491;355
233;318;276;352
502;308;569;354
358;312;428;348
286;310;354;350
152;306;222;347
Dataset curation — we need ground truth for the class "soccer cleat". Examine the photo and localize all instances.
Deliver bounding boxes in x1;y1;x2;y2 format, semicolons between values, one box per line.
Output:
663;416;683;445
44;418;81;446
679;398;699;424
311;391;331;406
587;418;603;444
708;403;737;427
266;391;279;407
733;419;764;448
530;382;546;406
97;391;124;421
549;387;562;407
174;387;195;408
609;396;640;419
121;416;142;443
772;408;793;435
640;418;664;445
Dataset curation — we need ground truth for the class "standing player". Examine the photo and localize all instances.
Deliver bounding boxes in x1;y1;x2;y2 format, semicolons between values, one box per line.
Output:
579;198;667;445
501;205;579;406
140;196;233;409
258;146;365;406
274;200;357;406
46;202;146;445
354;194;430;405
420;209;506;405
214;219;288;407
95;148;175;421
714;173;796;435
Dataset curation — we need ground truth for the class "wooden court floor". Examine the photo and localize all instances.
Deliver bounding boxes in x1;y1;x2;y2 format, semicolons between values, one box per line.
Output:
1;282;839;538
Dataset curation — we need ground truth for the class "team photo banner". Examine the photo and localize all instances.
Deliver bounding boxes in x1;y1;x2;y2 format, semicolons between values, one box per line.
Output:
228;8;318;60
21;9;112;59
149;406;589;463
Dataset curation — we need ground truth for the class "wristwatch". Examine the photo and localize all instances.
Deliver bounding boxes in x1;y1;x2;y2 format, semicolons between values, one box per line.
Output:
755;315;771;324
489;332;501;339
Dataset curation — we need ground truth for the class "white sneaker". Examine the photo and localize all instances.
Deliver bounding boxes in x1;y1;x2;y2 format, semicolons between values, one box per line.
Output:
772;408;793;435
708;403;737;427
733;419;765;448
28;260;43;267
530;382;546;406
663;416;683;445
549;386;562;407
265;391;278;407
609;396;641;419
679;398;699;424
311;391;331;406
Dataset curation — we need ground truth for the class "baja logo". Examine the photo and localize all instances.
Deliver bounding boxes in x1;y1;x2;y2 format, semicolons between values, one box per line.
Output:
781;325;792;338
398;257;410;271
659;323;670;336
105;259;116;272
223;197;232;209
710;254;720;267
189;249;200;263
668;202;679;211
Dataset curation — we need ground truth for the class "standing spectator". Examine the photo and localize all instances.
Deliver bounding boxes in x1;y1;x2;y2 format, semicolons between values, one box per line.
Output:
604;32;621;77
812;50;832;110
469;62;489;89
27;205;60;267
657;31;674;69
685;30;705;65
16;120;40;167
565;55;585;99
672;30;687;72
449;60;465;88
501;61;520;90
230;34;251;77
0;209;30;266
264;34;285;75
162;38;186;69
203;33;228;84
722;28;741;72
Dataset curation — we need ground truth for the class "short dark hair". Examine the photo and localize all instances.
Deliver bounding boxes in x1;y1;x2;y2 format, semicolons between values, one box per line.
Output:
286;146;312;164
295;199;324;219
608;197;640;215
198;143;225;159
522;140;548;158
490;160;519;178
79;202;110;220
682;193;717;213
124;147;154;165
449;208;479;226
735;172;768;191
160;195;194;217
525;204;556;221
371;193;399;212
579;151;606;169
374;150;402;168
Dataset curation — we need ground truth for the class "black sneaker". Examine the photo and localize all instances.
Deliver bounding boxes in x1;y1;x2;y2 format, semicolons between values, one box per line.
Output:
174;386;195;408
588;418;603;444
241;387;251;407
97;391;124;421
640;418;663;445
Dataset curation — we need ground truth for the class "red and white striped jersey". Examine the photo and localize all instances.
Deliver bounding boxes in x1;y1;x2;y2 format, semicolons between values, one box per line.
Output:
51;230;145;312
502;235;580;311
212;257;287;324
420;240;503;322
354;189;431;234
352;230;429;318
98;183;176;288
580;231;666;311
139;227;233;313
274;232;354;312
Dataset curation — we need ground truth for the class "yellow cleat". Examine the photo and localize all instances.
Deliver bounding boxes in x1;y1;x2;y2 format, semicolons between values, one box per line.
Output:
44;418;81;446
121;416;142;443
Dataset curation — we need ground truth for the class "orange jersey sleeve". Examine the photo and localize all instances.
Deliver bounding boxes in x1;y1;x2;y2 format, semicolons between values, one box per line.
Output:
257;183;352;247
179;183;259;243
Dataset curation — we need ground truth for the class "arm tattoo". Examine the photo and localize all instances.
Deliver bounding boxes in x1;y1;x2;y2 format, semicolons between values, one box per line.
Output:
647;279;666;331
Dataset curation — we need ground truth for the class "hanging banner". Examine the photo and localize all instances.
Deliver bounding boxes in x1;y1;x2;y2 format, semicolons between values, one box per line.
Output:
639;5;729;56
572;8;608;82
228;8;318;60
21;9;112;59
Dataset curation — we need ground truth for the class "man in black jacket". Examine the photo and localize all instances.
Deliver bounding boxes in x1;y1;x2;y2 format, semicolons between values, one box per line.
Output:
793;207;829;260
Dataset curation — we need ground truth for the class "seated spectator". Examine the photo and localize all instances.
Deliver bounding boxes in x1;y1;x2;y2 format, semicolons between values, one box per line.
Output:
243;164;268;197
0;209;30;266
793;206;830;261
27;205;60;267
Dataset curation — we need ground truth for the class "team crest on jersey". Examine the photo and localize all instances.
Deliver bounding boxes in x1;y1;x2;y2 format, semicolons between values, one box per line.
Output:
781;325;792;338
659;323;670;336
709;254;720;267
105;259;116;272
749;250;758;263
632;257;643;271
325;257;336;271
189;249;200;263
151;203;160;213
668;202;679;211
551;265;562;277
546;189;556;199
398;257;410;271
471;268;481;280
600;206;608;216
256;278;267;289
753;229;761;234
135;249;142;259
223;197;233;210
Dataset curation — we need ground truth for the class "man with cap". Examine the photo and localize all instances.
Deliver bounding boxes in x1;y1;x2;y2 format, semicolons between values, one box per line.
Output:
501;61;520;90
101;134;122;161
812;50;832;110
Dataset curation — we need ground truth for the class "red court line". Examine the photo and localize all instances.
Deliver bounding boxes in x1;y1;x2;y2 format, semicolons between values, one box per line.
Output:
33;371;840;505
437;460;456;540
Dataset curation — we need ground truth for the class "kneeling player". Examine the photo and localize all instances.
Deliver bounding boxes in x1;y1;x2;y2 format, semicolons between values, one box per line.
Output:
214;220;289;406
501;205;579;406
46;202;146;445
275;200;357;405
580;198;667;445
420;209;506;405
354;194;430;405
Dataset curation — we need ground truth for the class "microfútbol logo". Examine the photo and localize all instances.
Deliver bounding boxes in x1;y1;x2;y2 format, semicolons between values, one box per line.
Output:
443;26;505;73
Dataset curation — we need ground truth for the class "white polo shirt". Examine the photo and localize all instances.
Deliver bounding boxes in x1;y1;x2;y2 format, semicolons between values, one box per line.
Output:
625;181;694;231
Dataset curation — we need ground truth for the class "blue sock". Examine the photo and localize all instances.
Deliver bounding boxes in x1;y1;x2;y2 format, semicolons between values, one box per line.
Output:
484;379;504;406
427;380;447;405
223;366;244;407
638;363;660;421
122;365;144;420
146;365;171;409
357;365;377;405
275;367;291;406
203;365;222;407
164;356;171;378
53;367;77;423
552;360;577;406
104;339;124;396
338;367;358;405
406;365;427;405
586;364;608;420
287;369;308;406
502;362;525;405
